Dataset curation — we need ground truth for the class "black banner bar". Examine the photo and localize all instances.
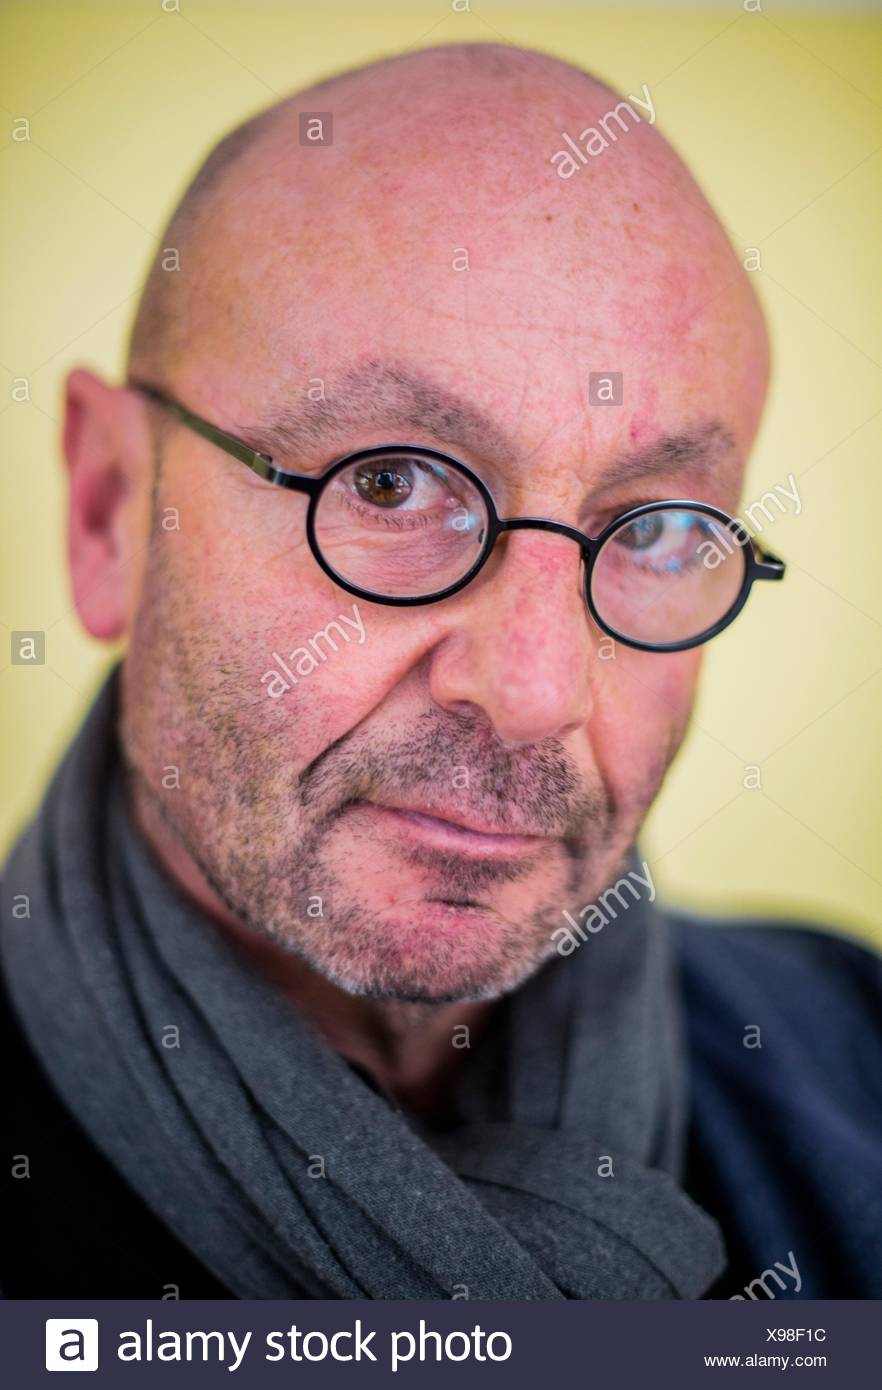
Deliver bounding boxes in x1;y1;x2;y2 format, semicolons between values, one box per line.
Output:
9;1298;878;1387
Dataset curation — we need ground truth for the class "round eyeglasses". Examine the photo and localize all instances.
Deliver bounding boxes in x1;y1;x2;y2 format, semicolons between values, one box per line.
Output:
131;382;786;653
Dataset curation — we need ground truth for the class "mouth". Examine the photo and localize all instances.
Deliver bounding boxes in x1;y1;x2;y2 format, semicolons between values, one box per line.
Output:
352;799;549;860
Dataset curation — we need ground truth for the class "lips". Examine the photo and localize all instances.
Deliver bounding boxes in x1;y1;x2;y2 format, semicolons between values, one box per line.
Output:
352;799;548;859
377;800;538;838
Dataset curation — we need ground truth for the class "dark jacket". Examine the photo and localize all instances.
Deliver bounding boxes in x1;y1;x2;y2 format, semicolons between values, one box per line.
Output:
3;913;881;1299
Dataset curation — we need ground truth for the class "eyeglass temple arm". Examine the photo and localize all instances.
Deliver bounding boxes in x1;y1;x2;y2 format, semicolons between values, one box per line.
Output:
129;381;319;495
752;542;786;580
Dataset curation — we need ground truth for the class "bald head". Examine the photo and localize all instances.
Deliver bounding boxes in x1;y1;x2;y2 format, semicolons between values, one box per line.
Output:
127;41;768;447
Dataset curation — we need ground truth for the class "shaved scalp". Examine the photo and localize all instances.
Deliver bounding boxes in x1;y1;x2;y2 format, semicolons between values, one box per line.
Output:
127;43;631;382
128;107;276;379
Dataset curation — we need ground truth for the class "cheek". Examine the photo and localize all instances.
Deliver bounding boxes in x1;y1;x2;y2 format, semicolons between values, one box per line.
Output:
588;648;700;807
173;504;421;759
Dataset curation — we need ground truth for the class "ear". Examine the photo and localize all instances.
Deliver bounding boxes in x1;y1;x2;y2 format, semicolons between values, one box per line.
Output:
63;369;152;641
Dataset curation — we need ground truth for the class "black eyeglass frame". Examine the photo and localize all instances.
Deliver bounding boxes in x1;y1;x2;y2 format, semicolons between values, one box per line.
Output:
130;380;786;654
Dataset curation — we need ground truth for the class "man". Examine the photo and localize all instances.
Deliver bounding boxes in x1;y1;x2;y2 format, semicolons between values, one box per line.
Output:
2;43;880;1300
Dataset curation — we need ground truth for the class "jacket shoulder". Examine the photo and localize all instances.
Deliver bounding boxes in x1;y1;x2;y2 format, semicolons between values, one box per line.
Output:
671;909;882;1067
669;909;882;1297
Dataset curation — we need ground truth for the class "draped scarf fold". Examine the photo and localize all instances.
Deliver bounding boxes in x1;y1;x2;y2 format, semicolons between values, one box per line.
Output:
1;667;725;1298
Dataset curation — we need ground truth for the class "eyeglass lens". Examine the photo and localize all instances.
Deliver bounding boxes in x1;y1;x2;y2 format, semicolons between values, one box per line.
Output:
590;509;746;646
314;452;489;599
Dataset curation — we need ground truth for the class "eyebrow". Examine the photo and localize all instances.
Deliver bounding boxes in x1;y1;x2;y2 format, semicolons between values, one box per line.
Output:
248;360;515;461
243;360;736;504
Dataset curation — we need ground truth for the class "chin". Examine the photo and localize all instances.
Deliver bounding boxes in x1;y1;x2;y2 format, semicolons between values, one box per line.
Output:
300;905;553;1004
322;967;526;1006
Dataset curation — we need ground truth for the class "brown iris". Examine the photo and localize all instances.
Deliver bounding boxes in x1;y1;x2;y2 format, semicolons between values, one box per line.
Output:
354;463;413;507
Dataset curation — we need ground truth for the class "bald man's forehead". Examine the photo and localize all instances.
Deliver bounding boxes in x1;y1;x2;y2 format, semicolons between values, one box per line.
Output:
189;187;755;420
152;45;767;483
190;79;739;362
196;144;734;355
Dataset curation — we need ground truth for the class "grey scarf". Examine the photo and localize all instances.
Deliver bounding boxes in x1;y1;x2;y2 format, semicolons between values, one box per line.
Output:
1;668;724;1298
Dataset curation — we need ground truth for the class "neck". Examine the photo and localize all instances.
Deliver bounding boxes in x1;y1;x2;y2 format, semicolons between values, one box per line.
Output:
129;776;495;1115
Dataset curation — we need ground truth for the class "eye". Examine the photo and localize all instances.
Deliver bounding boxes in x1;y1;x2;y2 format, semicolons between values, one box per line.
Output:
605;509;722;578
345;455;464;515
353;462;414;508
613;513;665;550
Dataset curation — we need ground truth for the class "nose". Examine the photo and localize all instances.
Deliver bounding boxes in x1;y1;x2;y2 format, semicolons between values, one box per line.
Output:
427;530;597;747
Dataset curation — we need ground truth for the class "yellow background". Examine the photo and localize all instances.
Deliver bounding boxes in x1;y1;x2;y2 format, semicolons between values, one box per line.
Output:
1;2;880;945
